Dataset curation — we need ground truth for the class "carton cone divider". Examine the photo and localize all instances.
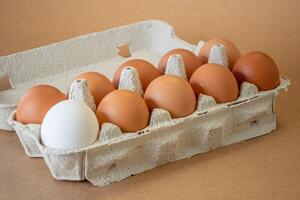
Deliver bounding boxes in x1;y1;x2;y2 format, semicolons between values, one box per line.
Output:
150;108;172;126
193;40;206;55
208;44;229;68
118;67;143;96
99;123;123;143
165;54;187;79
238;82;259;99
196;94;217;111
68;79;96;112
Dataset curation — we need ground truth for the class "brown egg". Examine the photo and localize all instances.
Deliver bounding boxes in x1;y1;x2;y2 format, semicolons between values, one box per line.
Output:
96;90;149;133
189;64;238;103
158;49;203;79
199;38;241;69
232;51;280;91
16;85;66;124
75;72;115;106
113;59;161;90
144;75;196;118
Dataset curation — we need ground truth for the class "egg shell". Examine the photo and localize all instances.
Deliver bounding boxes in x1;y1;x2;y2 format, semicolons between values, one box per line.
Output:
144;75;196;118
96;90;149;133
199;38;241;69
75;72;115;106
158;49;203;79
41;100;99;150
113;59;161;90
16;85;66;124
232;51;280;91
189;64;239;103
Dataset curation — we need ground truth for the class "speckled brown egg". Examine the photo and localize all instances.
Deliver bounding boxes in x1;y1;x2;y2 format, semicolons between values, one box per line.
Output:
75;72;115;106
189;64;239;103
144;75;196;118
16;85;66;124
113;59;161;90
158;49;203;79
198;38;241;69
232;51;280;91
96;90;149;133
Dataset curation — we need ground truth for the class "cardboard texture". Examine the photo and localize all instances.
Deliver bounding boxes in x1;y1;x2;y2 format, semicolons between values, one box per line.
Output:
0;0;299;199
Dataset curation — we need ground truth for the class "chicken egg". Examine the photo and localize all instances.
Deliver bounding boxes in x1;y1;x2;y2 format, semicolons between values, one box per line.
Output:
232;51;280;90
41;100;99;150
16;85;66;124
96;90;149;133
144;75;196;118
189;64;239;103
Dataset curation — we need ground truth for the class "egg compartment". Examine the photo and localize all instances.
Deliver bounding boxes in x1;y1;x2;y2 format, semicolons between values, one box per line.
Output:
8;112;41;157
1;20;290;186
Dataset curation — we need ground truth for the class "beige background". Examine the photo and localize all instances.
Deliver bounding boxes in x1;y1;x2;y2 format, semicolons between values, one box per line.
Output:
0;0;299;199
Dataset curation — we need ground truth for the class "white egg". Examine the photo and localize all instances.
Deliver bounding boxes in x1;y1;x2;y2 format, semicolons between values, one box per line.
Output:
41;100;99;150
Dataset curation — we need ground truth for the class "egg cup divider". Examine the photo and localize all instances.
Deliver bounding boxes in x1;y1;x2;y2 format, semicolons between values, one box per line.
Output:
68;79;97;112
193;40;206;55
2;20;290;186
118;67;144;96
208;44;229;67
164;54;187;79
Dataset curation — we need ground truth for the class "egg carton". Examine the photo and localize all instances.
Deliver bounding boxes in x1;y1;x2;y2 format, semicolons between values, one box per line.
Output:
0;20;290;186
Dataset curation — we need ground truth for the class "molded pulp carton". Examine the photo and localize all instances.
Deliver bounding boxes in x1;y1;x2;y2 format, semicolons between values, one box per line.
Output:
0;20;290;186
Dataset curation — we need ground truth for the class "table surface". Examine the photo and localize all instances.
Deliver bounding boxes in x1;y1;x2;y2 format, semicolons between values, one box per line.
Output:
0;1;299;199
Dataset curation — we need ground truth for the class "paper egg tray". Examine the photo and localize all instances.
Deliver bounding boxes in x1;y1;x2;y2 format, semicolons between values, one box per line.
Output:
1;20;290;186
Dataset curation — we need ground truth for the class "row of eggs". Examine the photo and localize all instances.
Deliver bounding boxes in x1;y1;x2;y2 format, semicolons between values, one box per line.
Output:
15;38;280;150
